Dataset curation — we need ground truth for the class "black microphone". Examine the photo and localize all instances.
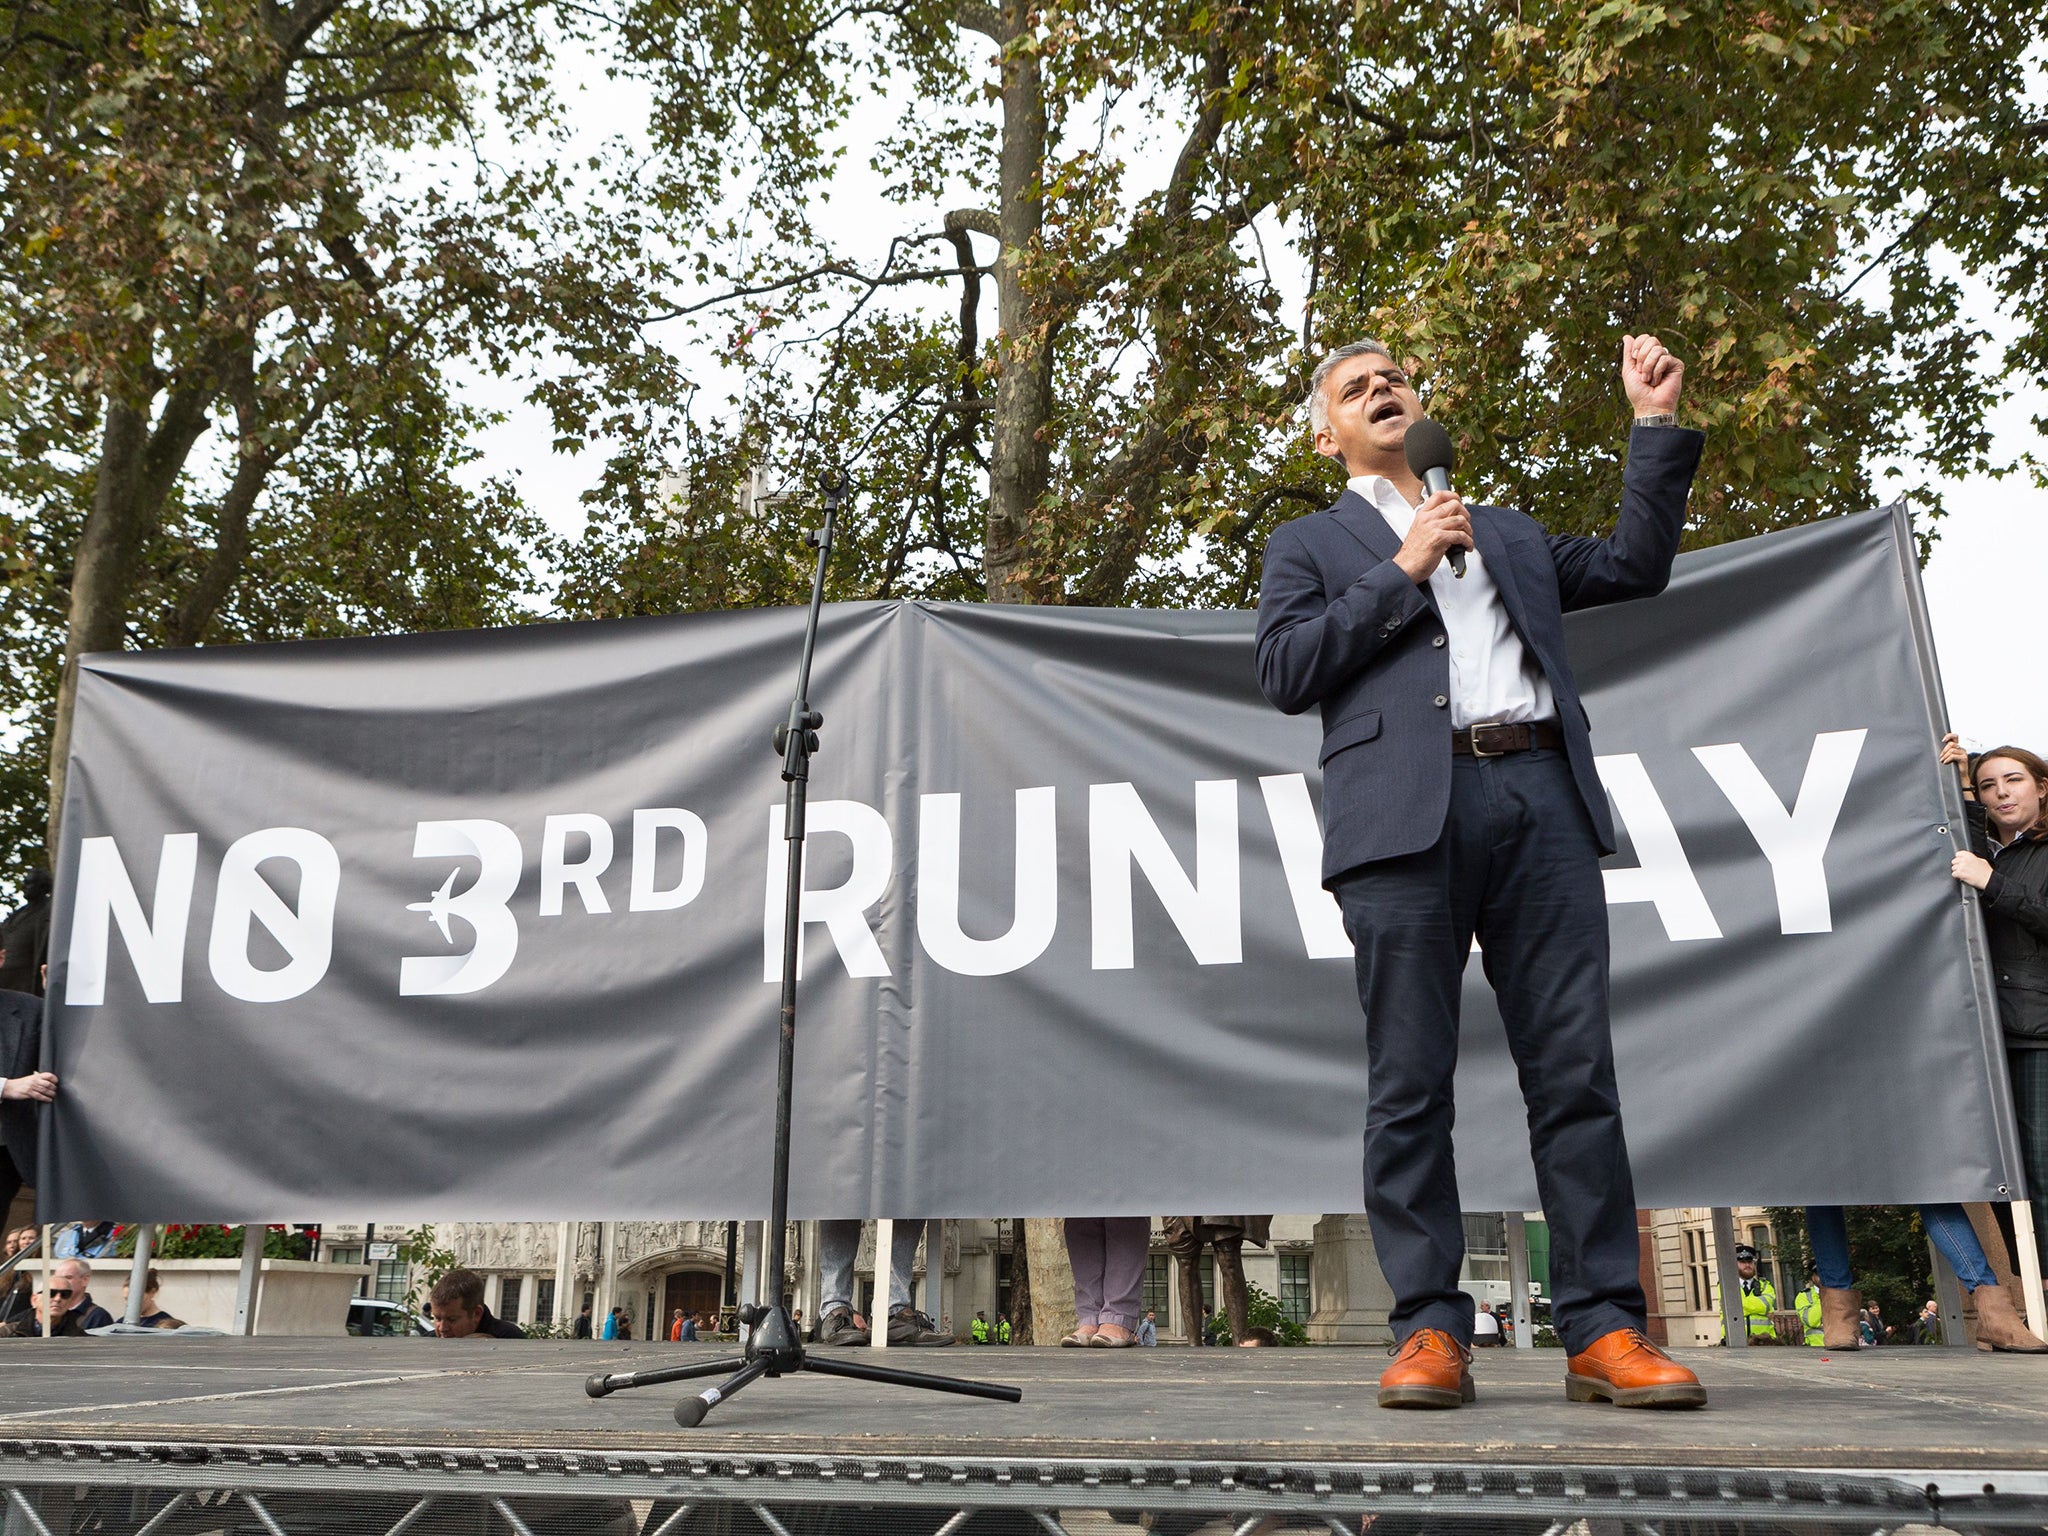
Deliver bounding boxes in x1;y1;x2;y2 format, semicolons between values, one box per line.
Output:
1403;417;1465;578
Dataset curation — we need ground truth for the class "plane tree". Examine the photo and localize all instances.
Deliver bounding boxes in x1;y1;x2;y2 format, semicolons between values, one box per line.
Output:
0;0;687;866
559;0;2048;627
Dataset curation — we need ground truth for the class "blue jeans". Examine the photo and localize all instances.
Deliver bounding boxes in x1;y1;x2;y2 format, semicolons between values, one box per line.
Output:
1807;1204;1997;1291
819;1219;926;1316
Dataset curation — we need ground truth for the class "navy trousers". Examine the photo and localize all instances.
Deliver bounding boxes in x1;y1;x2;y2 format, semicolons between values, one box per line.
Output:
1331;747;1647;1355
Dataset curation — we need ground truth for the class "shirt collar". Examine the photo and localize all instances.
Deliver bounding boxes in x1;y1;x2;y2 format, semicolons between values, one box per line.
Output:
1346;474;1414;509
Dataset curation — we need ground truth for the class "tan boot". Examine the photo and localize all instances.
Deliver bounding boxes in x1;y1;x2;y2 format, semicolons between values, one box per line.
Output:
1970;1284;2048;1354
1819;1287;1862;1350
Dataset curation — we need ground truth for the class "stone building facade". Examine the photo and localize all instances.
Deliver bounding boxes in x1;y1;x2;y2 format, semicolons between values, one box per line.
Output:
319;1215;1326;1341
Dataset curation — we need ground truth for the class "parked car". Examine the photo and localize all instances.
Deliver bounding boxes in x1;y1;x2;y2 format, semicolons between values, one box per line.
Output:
347;1297;430;1336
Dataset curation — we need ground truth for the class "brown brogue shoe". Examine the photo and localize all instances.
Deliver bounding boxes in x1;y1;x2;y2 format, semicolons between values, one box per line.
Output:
1565;1328;1706;1409
1377;1328;1475;1409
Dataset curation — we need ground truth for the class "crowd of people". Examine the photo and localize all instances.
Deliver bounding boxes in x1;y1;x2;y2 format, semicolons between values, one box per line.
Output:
0;1222;188;1336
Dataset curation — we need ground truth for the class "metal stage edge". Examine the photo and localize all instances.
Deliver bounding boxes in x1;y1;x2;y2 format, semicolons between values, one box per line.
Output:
6;1436;2048;1533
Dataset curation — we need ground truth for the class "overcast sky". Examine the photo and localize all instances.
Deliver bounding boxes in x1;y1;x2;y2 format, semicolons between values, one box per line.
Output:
1911;381;2046;757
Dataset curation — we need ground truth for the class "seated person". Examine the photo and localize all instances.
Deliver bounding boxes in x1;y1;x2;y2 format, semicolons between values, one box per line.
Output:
430;1269;525;1338
0;1225;35;1331
1471;1304;1504;1346
122;1267;184;1329
7;1257;113;1336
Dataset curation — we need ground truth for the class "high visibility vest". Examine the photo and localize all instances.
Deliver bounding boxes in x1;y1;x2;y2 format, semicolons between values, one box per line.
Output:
1720;1278;1778;1340
971;1317;989;1343
1745;1278;1779;1336
996;1319;1011;1343
1793;1288;1824;1346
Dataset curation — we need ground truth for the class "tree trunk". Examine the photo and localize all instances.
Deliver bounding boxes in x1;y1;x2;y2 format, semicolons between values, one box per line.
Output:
47;401;150;850
1021;1218;1076;1345
1010;1216;1031;1341
46;385;214;851
982;0;1054;605
974;1;1078;1336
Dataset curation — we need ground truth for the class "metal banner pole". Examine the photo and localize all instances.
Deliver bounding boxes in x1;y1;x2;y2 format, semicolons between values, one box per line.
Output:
870;1218;893;1351
1930;1240;1968;1349
2013;1202;2047;1341
1504;1212;1533;1350
38;1224;52;1344
121;1223;155;1326
1710;1208;1748;1347
232;1224;264;1335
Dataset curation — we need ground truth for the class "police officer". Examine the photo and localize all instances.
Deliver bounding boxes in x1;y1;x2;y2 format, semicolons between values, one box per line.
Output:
995;1312;1012;1344
1722;1244;1778;1343
970;1310;990;1344
1791;1268;1824;1347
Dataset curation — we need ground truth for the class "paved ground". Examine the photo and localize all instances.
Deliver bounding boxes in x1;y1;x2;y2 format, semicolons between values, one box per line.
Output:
3;1339;2047;1471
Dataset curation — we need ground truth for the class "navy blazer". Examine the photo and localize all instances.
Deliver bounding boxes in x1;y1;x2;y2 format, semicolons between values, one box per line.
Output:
1255;426;1705;885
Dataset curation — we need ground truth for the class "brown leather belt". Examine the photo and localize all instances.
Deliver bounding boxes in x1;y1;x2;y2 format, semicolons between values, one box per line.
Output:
1452;721;1565;757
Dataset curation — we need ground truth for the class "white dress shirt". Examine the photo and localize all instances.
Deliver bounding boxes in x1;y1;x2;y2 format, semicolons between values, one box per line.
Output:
1348;474;1556;729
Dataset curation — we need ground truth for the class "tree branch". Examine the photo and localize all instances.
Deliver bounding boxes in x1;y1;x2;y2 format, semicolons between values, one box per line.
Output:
955;1;1002;39
323;233;386;293
643;255;993;322
1163;47;1231;228
268;0;351;59
169;352;269;647
945;207;999;239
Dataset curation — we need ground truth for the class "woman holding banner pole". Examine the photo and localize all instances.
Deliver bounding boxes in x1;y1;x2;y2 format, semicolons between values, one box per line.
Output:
1945;735;2048;1314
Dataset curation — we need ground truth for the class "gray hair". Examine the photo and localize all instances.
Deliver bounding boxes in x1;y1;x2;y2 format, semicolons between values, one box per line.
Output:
1304;338;1394;436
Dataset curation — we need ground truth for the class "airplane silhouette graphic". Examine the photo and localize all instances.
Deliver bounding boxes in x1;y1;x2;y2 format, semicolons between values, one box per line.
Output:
406;870;461;943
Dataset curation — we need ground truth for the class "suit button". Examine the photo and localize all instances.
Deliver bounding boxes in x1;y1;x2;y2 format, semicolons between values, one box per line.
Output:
1432;635;1446;648
1434;695;1448;708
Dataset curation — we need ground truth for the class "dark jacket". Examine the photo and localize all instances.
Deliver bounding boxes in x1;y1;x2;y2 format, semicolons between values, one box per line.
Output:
0;888;49;996
1255;426;1705;882
40;1292;115;1336
1968;803;2048;1046
474;1305;526;1339
0;989;40;1185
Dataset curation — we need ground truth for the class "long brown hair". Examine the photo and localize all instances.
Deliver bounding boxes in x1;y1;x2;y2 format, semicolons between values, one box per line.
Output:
1973;746;2048;838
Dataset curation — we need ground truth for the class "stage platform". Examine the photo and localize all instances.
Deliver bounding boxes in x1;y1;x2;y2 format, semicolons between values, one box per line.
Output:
3;1339;2046;1532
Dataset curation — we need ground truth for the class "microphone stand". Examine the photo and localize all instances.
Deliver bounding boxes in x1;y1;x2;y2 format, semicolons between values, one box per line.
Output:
583;477;1022;1427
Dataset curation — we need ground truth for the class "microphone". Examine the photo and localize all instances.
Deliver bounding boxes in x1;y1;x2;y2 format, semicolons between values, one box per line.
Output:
1403;417;1465;578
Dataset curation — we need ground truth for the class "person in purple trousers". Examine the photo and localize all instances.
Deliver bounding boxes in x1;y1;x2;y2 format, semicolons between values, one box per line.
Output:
1062;1217;1149;1347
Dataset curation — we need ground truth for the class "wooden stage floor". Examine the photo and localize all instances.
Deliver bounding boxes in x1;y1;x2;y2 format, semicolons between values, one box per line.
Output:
3;1338;2046;1474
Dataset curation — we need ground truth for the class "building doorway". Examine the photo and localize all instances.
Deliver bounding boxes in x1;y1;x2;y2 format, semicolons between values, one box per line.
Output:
665;1270;723;1331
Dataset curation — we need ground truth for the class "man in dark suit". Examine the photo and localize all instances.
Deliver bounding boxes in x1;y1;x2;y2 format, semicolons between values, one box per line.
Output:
1255;335;1706;1410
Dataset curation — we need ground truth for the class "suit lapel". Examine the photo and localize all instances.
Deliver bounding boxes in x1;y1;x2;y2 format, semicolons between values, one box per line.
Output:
1328;489;1443;618
1329;487;1403;566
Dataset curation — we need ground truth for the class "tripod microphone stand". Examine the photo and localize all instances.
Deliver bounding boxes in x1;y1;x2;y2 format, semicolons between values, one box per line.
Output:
584;477;1022;1428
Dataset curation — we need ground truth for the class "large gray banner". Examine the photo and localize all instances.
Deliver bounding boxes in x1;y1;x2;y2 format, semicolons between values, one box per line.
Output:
41;505;2023;1221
